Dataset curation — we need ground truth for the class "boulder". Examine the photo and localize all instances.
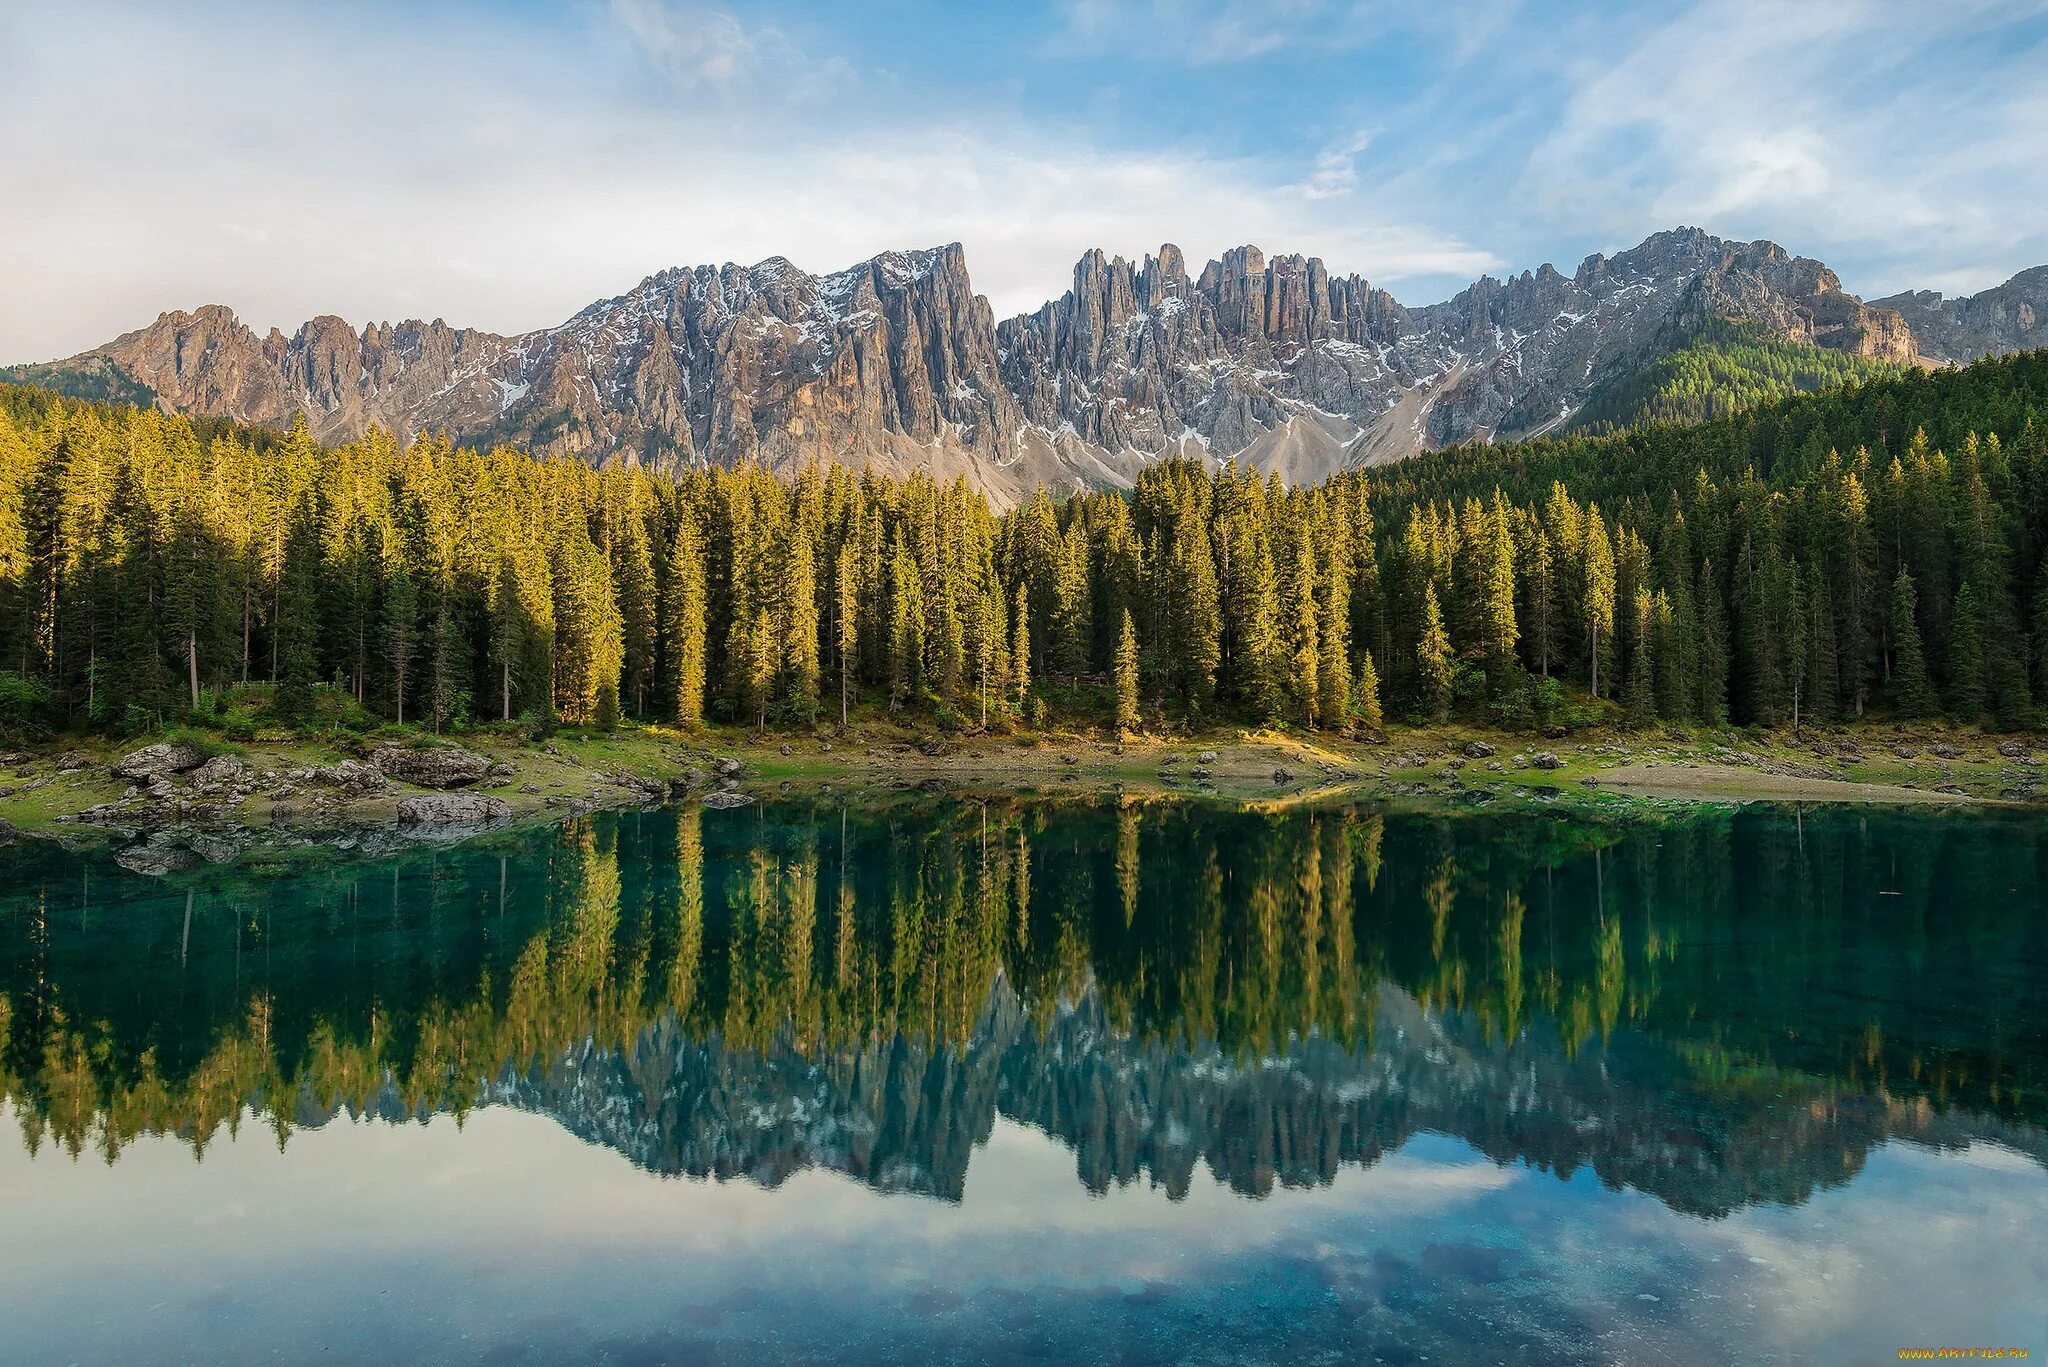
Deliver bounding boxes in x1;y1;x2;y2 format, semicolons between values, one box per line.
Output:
113;742;207;782
395;793;512;827
189;754;246;787
370;745;492;789
1532;752;1564;771
1461;740;1496;758
1930;743;1963;760
309;760;390;794
1998;740;2030;759
1197;751;1218;764
713;758;745;778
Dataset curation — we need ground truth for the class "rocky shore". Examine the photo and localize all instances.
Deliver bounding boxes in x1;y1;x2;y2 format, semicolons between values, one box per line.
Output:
2;721;2042;875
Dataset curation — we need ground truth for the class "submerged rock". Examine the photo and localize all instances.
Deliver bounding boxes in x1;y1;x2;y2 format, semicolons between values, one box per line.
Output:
700;789;755;809
395;792;512;827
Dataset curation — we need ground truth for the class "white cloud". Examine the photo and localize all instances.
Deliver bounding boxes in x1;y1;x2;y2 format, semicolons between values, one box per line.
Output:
0;0;1493;362
1298;129;1377;199
1516;0;2048;296
607;0;848;96
1056;0;1524;66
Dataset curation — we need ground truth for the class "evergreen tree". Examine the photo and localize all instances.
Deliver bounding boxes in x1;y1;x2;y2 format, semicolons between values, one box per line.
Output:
1624;587;1655;729
1947;579;1987;720
273;495;322;722
834;542;858;726
660;516;707;725
1352;649;1383;733
1583;510;1616;697
1889;570;1935;717
383;562;417;725
1113;609;1140;736
1416;584;1453;721
1010;582;1031;710
781;527;820;718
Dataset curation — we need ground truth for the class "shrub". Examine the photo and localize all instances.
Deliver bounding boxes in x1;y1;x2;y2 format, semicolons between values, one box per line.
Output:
0;672;55;742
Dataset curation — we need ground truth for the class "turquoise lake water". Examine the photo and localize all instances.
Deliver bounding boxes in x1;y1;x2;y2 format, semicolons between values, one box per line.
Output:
1;797;2042;1364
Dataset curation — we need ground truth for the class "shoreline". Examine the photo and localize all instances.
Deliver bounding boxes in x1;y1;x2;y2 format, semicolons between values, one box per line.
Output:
2;720;2041;869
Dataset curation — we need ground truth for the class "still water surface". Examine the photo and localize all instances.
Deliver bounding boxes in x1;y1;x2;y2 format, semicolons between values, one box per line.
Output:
1;798;2043;1364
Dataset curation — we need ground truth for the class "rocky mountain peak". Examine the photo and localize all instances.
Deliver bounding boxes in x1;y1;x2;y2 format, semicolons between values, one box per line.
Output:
19;226;2036;505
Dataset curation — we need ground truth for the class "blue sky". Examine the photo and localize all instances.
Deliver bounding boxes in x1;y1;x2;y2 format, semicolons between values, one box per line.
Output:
4;0;2046;360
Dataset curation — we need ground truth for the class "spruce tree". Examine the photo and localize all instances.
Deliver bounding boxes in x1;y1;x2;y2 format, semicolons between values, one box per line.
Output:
383;562;417;725
660;517;707;725
1889;570;1935;717
1416;584;1453;721
835;542;858;726
1113;609;1140;737
1947;580;1987;720
781;527;820;717
1624;587;1655;729
1352;649;1383;733
1583;510;1616;697
1010;582;1031;710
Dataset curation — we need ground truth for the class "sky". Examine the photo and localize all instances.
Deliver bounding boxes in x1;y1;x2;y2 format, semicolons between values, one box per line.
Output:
3;0;2047;363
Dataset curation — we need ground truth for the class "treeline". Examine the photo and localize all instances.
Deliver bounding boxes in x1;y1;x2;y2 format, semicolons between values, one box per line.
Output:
1;351;2046;737
1567;321;1906;433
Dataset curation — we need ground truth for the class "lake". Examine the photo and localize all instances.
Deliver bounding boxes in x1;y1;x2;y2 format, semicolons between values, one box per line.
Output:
1;797;2042;1365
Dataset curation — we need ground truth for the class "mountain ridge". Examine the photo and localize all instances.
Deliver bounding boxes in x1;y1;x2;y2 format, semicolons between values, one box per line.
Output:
11;226;2034;505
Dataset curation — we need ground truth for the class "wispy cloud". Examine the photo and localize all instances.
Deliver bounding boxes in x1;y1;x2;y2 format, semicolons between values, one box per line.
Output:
1517;0;2048;293
1056;0;1523;65
1297;129;1377;200
607;0;847;96
0;0;2044;361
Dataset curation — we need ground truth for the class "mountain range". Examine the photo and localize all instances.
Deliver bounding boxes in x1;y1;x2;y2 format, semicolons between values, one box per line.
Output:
11;226;2047;505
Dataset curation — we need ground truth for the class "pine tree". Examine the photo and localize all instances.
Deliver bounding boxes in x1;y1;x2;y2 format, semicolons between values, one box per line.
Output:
1805;572;1839;724
1889;569;1935;717
834;542;858;726
887;541;923;710
1624;587;1655;729
1284;527;1320;726
383;562;417;725
1481;497;1519;690
1051;522;1091;680
747;606;776;731
1947;579;1987;720
781;527;820;718
1113;609;1140;737
1583;510;1616;697
1010;582;1031;710
273;495;322;723
1317;535;1352;728
660;516;707;725
1352;649;1383;733
1416;584;1453;721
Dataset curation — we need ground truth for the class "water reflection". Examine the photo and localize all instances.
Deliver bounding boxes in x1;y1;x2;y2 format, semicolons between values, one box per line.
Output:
1;798;2042;1218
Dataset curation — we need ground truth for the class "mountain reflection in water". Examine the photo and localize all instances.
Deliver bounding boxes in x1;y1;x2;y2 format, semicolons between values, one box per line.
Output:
4;797;2040;1222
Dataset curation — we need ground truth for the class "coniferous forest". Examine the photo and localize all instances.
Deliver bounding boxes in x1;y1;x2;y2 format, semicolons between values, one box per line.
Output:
2;351;2047;742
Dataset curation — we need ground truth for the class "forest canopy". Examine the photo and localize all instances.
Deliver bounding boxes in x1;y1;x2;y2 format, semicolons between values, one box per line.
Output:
1;350;2045;740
